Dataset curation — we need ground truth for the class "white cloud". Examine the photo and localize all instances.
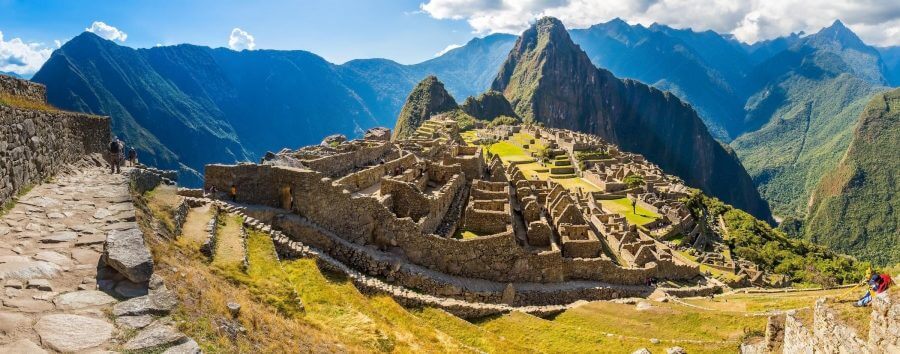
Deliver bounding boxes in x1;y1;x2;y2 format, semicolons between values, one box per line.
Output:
435;43;463;57
86;21;128;42
0;31;53;76
228;28;256;50
420;0;900;46
54;40;62;48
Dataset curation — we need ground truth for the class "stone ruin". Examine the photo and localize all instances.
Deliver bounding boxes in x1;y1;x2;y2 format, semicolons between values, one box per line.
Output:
203;119;710;307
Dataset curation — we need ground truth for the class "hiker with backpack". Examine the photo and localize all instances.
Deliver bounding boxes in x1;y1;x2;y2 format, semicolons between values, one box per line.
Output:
127;147;138;167
108;137;124;174
855;273;892;307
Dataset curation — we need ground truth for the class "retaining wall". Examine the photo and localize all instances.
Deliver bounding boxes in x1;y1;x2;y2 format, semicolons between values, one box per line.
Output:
0;98;109;207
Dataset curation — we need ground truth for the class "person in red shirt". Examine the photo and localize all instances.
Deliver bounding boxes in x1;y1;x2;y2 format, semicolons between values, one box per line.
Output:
855;273;892;307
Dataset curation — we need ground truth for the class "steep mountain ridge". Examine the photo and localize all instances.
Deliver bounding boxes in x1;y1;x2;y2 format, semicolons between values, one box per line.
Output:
732;21;889;218
492;17;771;221
392;75;457;139
805;88;900;265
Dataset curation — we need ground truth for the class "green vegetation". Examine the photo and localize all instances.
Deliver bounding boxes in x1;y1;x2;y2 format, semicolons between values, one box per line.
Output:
623;174;644;189
211;214;247;273
685;193;869;286
486;141;532;163
598;198;659;226
804;88;900;266
486;115;520;127
732;73;883;219
574;150;609;161
393;76;459;140
0;93;60;112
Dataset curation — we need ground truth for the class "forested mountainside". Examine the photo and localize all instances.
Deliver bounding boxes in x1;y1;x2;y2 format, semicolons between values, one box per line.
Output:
491;17;772;221
805;88;900;266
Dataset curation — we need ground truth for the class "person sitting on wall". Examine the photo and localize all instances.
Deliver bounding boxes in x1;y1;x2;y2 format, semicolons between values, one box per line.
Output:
855;273;892;307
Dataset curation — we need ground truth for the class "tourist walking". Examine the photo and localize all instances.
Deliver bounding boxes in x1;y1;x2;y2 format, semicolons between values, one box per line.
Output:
230;184;237;202
127;147;137;166
108;136;124;174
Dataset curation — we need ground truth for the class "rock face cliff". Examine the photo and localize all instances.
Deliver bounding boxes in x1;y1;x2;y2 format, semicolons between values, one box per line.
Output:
805;88;900;265
492;17;772;221
392;76;457;140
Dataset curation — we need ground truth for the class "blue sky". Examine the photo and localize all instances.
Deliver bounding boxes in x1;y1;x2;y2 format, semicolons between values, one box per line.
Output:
0;0;476;74
2;0;899;77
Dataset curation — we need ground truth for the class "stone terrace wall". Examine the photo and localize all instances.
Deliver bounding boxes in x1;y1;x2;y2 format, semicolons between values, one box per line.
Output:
0;74;46;102
0;104;110;207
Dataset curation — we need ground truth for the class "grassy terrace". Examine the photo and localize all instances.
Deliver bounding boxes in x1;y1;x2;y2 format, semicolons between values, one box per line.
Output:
211;213;246;272
598;198;659;226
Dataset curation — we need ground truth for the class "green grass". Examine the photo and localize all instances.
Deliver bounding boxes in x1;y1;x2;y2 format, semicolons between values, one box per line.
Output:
598;198;659;226
211;214;246;272
0;93;60;112
487;141;533;163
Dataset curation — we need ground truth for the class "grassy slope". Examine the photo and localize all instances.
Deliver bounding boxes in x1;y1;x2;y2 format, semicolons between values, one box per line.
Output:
805;88;900;266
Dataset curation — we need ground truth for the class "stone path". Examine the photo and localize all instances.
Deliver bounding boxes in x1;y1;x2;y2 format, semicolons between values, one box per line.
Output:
0;167;142;352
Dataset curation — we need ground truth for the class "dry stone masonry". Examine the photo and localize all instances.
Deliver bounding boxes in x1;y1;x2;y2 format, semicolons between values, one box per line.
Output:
203;120;721;309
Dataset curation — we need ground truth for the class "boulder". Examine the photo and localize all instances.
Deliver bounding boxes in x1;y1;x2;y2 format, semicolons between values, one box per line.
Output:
34;314;114;352
104;228;154;282
123;323;187;351
364;127;391;141
113;289;178;316
116;314;155;329
163;338;201;354
666;347;686;354
53;290;117;310
320;134;347;146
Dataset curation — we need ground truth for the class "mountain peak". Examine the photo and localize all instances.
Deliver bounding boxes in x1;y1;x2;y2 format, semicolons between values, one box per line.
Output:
392;75;458;140
809;18;866;49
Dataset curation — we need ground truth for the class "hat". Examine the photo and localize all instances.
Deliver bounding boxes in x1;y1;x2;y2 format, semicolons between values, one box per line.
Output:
869;274;882;284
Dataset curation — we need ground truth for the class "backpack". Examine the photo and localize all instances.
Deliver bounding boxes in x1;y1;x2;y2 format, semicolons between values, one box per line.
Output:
109;141;120;153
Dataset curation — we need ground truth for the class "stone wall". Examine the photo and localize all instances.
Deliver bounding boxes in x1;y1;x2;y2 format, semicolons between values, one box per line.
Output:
0;74;46;102
769;294;900;354
0;104;109;207
204;163;699;285
334;153;416;192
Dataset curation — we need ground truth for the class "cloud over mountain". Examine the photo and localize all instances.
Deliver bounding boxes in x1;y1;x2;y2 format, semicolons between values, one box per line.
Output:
86;21;127;42
0;30;53;77
420;0;900;46
228;28;255;50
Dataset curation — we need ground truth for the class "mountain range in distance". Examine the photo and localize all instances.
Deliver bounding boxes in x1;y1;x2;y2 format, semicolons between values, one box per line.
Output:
28;17;899;264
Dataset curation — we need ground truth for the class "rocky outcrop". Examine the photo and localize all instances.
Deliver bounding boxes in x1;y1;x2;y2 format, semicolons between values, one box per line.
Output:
392;76;458;140
460;90;517;121
363;127;391;141
104;228;154;283
491;17;772;221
